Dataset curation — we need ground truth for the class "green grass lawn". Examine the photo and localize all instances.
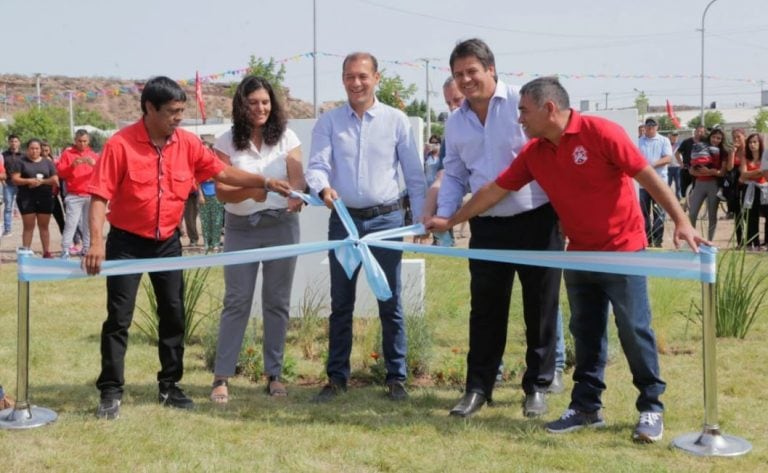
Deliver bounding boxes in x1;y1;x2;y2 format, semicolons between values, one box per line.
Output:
1;253;767;472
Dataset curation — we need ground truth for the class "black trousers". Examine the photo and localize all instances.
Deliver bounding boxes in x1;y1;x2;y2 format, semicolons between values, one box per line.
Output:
96;227;185;400
466;203;563;397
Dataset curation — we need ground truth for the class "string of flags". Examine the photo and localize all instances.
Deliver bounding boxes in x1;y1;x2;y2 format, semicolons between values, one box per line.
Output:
1;51;764;106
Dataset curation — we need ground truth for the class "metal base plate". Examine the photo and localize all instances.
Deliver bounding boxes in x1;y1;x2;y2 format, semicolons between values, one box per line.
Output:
0;406;58;430
672;431;752;457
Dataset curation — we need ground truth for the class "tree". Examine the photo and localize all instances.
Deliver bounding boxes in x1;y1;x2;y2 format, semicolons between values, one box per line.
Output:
230;56;287;97
653;115;677;133
7;106;113;149
376;71;417;110
752;109;768;133
634;91;649;116
686;111;725;129
8;108;70;148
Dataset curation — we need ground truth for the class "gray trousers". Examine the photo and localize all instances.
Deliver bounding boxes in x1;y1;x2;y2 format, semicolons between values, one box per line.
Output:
61;194;91;251
213;210;300;378
688;180;719;241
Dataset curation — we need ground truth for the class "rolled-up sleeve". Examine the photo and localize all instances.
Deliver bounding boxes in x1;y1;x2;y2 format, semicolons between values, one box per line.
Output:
305;114;333;196
436;125;470;218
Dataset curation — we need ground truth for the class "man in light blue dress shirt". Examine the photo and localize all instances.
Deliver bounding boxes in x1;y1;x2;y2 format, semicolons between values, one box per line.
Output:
637;117;673;247
436;39;563;418
305;52;427;402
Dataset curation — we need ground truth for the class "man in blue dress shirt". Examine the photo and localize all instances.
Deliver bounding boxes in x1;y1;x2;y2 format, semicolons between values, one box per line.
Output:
305;52;427;402
436;38;563;418
637;117;673;247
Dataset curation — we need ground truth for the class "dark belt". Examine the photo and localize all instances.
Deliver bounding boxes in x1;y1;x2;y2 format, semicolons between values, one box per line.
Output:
345;202;401;220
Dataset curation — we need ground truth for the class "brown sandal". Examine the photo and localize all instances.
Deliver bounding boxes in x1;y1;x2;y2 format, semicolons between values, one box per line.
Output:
210;379;229;404
267;376;287;397
0;393;14;410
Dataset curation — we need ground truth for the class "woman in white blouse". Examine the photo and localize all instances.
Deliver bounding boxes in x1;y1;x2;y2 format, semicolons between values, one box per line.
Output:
210;76;305;402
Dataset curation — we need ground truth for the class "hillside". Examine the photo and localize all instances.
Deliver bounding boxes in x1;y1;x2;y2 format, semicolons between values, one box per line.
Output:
0;74;317;128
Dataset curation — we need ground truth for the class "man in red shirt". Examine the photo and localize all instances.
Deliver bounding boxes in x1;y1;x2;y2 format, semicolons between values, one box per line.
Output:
57;129;100;257
428;77;707;443
85;76;291;420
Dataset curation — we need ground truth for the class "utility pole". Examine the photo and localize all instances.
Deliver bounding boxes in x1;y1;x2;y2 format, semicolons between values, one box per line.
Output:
604;92;609;110
35;73;42;109
419;57;440;141
68;91;74;141
699;0;719;127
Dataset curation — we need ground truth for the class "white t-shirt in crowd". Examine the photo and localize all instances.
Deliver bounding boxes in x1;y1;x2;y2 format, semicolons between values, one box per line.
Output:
214;128;300;215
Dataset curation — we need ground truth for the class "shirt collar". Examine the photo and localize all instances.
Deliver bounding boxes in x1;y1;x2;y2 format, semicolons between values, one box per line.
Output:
135;118;179;146
344;97;382;119
458;79;508;115
563;108;582;136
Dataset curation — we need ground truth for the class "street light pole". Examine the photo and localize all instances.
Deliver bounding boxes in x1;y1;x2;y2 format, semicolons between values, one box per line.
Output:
700;0;719;127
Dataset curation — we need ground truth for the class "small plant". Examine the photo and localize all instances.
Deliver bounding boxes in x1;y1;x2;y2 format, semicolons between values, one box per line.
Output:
405;313;432;376
134;267;222;344
712;249;767;338
293;280;328;360
237;345;263;382
431;347;466;387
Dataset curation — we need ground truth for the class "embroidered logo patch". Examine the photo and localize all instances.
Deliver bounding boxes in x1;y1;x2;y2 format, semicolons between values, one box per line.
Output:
572;145;588;165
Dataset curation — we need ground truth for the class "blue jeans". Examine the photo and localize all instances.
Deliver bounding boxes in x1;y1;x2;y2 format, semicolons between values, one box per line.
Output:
564;269;665;413
3;183;17;233
326;210;406;383
638;188;665;247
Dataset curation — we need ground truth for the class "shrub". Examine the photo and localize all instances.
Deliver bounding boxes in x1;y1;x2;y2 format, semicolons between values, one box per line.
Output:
134;267;222;344
713;249;767;338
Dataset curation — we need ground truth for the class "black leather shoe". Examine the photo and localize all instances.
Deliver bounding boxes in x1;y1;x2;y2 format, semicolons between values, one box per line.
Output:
449;392;487;418
523;392;548;417
547;369;565;394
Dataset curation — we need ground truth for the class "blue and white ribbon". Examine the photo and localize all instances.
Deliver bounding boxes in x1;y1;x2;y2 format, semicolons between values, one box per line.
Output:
17;193;718;298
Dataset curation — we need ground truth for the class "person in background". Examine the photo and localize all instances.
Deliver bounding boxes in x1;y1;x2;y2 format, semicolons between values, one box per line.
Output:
739;133;767;249
676;125;707;203
666;131;682;200
41;141;65;236
84;76;292;420
198;178;223;253
725;128;747;245
418;134;442;245
637;118;672;248
2;134;23;236
11;138;58;258
210;76;305;403
688;128;726;241
57;130;99;258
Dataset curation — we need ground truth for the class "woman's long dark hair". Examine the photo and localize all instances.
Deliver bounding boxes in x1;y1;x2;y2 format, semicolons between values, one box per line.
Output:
231;76;287;150
745;133;764;163
707;128;727;159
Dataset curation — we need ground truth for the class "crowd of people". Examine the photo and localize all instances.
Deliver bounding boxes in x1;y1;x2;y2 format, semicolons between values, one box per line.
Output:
5;37;768;446
636;120;768;249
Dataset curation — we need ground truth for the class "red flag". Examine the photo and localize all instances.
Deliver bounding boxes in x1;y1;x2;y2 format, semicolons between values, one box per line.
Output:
195;71;207;124
665;99;681;129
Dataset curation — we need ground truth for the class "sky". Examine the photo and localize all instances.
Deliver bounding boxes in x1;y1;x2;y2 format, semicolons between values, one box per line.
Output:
4;0;767;115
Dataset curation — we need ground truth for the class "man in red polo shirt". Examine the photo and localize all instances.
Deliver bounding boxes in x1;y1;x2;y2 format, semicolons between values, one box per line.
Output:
85;76;291;420
57;129;100;257
428;77;707;443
